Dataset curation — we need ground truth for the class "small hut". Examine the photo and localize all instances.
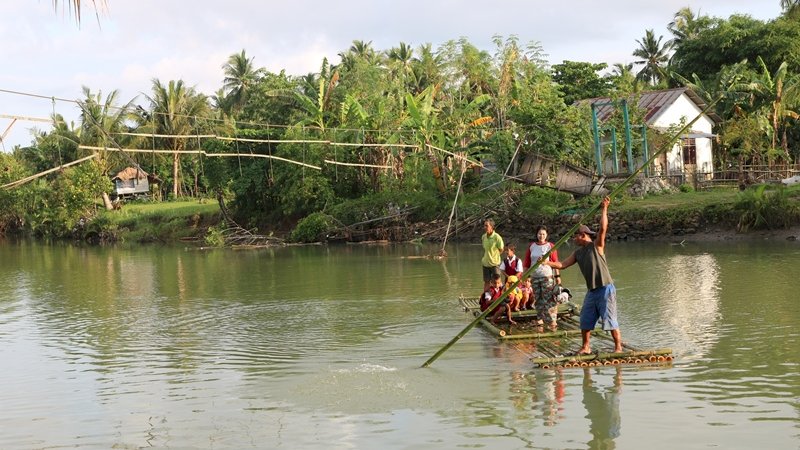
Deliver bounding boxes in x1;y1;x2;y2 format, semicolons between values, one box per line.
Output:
111;166;151;199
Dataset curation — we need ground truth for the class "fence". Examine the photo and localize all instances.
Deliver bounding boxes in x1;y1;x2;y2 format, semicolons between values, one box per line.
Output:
649;164;800;190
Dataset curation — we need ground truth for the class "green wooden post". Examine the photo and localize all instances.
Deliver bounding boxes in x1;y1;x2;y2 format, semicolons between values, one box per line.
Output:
641;124;650;177
610;127;619;174
591;104;603;176
622;100;634;174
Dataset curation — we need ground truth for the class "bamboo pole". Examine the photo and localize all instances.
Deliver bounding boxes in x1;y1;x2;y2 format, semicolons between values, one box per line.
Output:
0;113;51;123
216;136;326;144
421;96;722;368
426;143;483;167
323;159;392;169
1;153;98;189
532;348;673;366
77;145;323;170
114;132;217;138
440;162;467;256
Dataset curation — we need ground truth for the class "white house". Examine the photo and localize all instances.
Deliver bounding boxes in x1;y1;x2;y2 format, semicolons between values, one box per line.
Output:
583;87;721;183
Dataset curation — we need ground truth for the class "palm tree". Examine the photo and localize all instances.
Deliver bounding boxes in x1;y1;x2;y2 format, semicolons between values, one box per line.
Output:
53;0;107;25
781;0;800;16
337;40;380;71
632;29;670;86
78;86;135;209
386;42;416;91
609;62;639;93
221;50;261;116
145;79;209;198
667;7;710;49
411;43;443;94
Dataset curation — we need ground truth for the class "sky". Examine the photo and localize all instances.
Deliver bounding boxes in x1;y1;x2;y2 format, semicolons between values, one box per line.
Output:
0;0;785;149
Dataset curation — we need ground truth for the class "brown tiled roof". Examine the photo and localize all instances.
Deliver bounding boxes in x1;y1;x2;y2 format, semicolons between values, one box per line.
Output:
578;87;722;125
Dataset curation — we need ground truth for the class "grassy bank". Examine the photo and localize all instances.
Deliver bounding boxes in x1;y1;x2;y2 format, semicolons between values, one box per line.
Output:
91;183;800;245
96;200;221;243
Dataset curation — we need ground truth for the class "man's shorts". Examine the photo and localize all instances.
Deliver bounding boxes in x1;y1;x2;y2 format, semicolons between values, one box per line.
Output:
579;283;619;331
482;265;501;282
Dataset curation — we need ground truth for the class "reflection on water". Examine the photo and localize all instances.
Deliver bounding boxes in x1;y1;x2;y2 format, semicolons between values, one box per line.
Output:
0;240;798;449
657;253;721;358
582;367;622;450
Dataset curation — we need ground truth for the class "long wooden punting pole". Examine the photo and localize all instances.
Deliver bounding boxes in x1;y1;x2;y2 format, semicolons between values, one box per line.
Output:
421;96;722;368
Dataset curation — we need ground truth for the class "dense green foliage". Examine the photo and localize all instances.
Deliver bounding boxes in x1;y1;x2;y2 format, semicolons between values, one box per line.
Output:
3;5;800;242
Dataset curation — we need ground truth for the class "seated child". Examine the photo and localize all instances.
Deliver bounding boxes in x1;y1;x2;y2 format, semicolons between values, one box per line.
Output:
489;276;520;324
505;275;524;312
519;277;533;310
480;274;504;313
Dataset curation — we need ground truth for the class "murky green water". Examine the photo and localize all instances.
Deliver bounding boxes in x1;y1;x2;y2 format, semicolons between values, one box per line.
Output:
0;239;797;449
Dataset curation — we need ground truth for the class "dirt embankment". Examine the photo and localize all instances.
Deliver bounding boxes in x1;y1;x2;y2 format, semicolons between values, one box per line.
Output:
436;212;800;245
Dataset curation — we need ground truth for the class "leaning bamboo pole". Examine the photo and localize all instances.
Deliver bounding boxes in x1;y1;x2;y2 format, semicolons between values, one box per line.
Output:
421;96;722;368
1;153;98;190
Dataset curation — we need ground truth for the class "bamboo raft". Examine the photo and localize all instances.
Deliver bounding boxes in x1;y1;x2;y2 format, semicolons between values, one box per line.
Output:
459;295;673;369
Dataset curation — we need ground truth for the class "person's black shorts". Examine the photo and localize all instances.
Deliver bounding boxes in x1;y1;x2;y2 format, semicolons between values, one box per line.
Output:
482;265;501;282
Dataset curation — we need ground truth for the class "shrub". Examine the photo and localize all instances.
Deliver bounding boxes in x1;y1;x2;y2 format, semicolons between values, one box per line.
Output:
290;212;336;242
679;183;694;193
734;185;799;231
204;224;226;247
519;187;573;216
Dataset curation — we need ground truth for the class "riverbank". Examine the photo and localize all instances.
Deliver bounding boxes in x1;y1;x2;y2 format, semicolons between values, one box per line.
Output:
78;184;800;246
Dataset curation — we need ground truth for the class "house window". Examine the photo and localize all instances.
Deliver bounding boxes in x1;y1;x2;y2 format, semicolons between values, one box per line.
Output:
682;138;697;165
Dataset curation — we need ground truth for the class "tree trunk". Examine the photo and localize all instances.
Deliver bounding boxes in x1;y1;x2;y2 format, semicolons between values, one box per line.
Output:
172;152;180;198
101;192;114;210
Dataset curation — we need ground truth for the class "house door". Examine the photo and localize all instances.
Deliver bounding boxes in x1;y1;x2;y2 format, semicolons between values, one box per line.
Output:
682;138;697;187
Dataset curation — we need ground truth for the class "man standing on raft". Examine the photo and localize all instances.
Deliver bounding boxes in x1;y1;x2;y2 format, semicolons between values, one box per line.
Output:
542;197;622;354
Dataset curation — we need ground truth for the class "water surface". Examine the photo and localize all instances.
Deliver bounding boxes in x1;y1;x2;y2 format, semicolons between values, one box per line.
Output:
0;239;797;449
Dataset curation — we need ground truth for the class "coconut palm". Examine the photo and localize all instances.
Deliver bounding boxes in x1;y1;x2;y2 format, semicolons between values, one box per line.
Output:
221;50;261;116
667;7;711;49
337;40;380;71
53;0;107;25
632;29;670;86
781;0;800;15
411;43;443;94
144;79;209;198
386;42;416;91
78;86;135;208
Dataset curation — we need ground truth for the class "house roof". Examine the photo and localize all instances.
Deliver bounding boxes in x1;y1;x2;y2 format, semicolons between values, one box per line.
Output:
112;166;148;181
579;87;722;126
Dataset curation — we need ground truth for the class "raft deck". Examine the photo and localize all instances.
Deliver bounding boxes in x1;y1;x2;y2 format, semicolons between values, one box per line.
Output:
459;295;673;369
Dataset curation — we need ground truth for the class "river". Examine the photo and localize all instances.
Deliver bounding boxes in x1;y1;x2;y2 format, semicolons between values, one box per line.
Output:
0;239;797;449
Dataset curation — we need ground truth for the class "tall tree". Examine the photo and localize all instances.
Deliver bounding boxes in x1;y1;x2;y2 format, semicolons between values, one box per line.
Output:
781;0;800;17
52;0;107;26
78;86;135;209
632;29;670;86
386;42;416;93
410;43;443;94
551;60;613;105
145;79;209;198
221;50;261;116
745;58;800;159
666;7;712;49
608;62;639;94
